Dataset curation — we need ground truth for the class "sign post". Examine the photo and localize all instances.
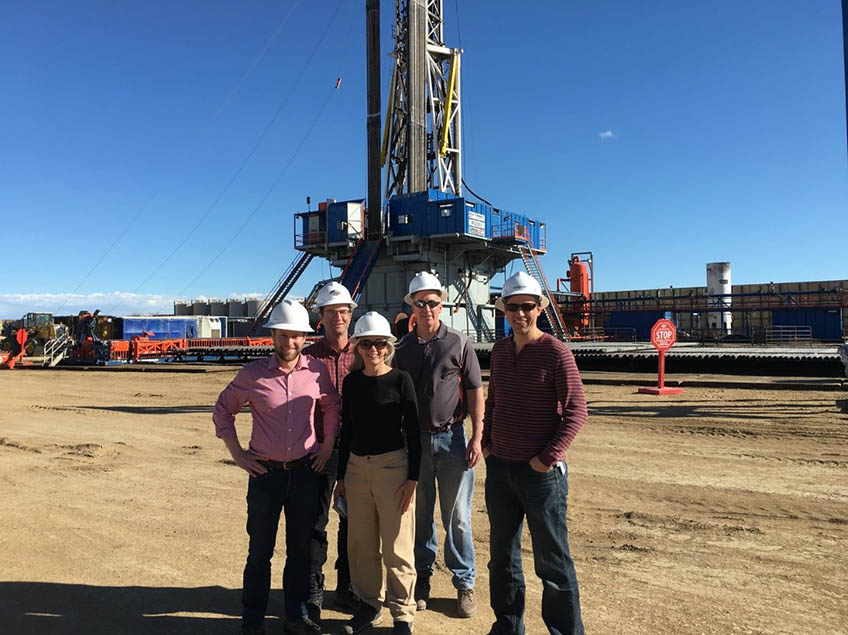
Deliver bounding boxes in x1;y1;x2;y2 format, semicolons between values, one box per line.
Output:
638;318;684;395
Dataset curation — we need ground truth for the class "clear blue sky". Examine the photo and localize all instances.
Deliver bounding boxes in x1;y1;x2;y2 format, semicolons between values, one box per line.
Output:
1;0;845;318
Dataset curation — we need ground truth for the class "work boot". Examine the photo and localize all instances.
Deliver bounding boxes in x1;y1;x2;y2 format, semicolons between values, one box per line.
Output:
283;616;321;635
305;603;322;628
240;624;265;635
392;621;413;634
413;574;430;611
343;603;381;634
457;588;477;618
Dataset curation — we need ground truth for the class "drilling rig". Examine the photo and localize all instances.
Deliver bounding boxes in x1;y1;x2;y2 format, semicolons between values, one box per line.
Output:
251;0;566;341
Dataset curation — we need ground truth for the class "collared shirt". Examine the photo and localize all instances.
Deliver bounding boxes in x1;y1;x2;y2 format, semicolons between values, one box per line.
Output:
394;321;483;429
213;353;341;462
303;337;355;392
304;337;356;442
483;333;587;467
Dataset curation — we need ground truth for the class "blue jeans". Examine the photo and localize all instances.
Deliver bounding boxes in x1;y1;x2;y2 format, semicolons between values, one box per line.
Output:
485;456;583;635
242;463;321;626
415;425;476;589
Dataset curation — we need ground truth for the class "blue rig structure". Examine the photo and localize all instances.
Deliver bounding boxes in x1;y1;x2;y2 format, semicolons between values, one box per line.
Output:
249;1;568;342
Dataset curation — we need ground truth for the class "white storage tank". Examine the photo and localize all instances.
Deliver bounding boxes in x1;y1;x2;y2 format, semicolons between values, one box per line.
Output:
706;262;732;333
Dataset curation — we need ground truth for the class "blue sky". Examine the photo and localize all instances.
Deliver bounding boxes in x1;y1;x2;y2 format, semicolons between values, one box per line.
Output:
1;0;845;317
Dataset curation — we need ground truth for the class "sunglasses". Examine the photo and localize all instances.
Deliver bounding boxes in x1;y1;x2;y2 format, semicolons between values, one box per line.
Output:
413;299;442;309
504;302;538;313
357;339;389;350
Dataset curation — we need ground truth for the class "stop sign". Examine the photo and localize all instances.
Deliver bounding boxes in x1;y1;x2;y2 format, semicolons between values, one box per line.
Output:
650;319;676;351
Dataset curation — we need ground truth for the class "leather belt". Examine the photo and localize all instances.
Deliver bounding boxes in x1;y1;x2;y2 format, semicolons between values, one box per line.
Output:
426;420;464;434
259;456;310;471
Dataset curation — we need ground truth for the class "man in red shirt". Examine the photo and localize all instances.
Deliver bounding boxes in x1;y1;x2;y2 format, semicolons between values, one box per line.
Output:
482;272;587;635
303;282;359;621
214;299;341;635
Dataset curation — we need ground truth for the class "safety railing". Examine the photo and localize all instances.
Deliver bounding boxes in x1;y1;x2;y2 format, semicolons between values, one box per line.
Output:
765;325;813;344
42;334;73;367
294;231;327;248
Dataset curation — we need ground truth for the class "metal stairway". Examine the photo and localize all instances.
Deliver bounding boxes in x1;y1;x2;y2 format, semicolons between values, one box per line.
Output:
248;251;315;334
518;245;569;340
339;238;384;303
43;332;74;367
455;276;496;342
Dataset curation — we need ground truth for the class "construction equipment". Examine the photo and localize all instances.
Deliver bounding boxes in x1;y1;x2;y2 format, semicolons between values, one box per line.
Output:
0;329;29;369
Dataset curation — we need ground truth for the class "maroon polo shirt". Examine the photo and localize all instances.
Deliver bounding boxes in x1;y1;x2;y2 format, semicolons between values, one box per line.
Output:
483;333;587;466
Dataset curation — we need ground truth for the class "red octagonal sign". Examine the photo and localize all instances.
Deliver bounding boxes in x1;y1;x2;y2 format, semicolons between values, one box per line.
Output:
650;318;677;351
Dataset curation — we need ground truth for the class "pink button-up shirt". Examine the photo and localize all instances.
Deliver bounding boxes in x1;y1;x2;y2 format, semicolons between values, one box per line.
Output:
213;353;341;462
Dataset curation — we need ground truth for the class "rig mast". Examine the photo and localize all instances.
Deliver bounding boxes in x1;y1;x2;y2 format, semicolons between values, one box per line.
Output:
383;0;462;200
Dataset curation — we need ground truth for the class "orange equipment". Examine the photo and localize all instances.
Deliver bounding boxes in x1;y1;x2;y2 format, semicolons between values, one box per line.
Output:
0;329;29;369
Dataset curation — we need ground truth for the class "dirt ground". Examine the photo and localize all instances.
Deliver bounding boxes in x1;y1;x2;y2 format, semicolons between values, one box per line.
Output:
1;367;846;634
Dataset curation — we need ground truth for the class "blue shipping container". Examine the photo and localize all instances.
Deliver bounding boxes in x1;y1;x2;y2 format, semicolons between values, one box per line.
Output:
118;317;199;340
772;308;842;340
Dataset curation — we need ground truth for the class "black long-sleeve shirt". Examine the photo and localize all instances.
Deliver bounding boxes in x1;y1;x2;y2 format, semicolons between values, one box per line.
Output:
338;368;421;481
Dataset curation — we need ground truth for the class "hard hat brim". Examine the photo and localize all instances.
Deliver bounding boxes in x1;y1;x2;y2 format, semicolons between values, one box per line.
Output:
404;288;449;306
262;321;315;333
350;332;397;345
495;294;550;312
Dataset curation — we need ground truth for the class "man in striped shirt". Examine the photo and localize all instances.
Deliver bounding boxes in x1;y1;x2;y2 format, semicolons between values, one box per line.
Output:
482;271;588;635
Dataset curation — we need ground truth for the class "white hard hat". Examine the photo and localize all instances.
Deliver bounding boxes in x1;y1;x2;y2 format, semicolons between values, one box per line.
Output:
495;271;550;311
404;271;448;305
313;281;357;312
351;311;396;343
263;299;314;332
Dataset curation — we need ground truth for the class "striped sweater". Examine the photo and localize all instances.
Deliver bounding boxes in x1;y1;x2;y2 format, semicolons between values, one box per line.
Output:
483;333;587;466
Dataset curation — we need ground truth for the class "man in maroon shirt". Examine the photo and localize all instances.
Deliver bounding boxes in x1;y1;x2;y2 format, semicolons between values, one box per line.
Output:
303;282;359;621
482;271;587;635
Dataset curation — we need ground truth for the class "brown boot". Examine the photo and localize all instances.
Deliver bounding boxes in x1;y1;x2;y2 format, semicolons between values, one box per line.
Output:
457;588;477;618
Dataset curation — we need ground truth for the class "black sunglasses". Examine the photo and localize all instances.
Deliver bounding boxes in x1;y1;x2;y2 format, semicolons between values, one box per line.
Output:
357;339;389;350
413;299;442;309
504;302;538;313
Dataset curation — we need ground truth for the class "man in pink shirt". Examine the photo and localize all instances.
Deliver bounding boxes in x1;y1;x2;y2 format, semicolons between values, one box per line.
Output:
213;299;341;635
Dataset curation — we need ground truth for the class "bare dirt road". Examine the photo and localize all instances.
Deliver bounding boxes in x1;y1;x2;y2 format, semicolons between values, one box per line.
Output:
1;368;846;634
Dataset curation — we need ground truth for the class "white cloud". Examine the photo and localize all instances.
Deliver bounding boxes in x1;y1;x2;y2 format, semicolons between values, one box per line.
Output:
599;130;615;140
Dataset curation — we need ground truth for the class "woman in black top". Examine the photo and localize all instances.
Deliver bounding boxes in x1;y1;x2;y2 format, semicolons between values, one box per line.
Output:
335;311;420;635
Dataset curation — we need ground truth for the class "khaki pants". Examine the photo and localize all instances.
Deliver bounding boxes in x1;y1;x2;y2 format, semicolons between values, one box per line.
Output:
346;449;416;623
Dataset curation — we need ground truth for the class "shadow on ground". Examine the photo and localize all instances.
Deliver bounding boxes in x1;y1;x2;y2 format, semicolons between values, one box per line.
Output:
0;582;348;634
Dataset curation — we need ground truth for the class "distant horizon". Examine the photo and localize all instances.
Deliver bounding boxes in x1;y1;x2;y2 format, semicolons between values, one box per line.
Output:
2;268;844;320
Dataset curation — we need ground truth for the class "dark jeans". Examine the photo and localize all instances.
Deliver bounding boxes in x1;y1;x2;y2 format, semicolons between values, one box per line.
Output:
242;462;321;627
309;447;351;609
485;456;584;635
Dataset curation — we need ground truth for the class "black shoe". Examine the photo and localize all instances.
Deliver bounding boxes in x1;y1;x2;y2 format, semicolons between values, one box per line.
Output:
413;574;430;611
240;625;265;635
283;616;321;635
392;621;413;634
343;603;381;634
306;602;322;626
334;585;362;612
